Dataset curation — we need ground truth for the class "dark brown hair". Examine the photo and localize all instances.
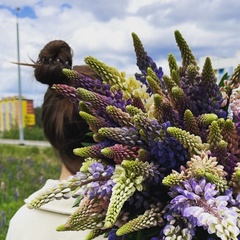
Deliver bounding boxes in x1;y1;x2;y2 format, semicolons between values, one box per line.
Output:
33;40;98;174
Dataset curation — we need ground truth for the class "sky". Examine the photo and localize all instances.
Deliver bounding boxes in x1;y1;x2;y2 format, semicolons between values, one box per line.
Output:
0;0;240;107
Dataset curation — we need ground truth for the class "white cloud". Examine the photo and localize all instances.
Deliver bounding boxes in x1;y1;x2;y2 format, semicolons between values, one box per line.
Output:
0;0;240;107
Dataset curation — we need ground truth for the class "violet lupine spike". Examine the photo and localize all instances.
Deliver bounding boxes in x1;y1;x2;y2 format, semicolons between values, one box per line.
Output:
192;58;226;118
133;114;163;142
52;84;79;105
76;88;111;111
71;161;115;199
98;127;143;146
82;162;115;199
76;88;118;121
164;178;239;240
64;69;128;112
62;68;103;91
211;140;237;180
84;56;137;105
149;134;188;172
180;64;200;101
101;144;139;164
131;32;152;74
132;32;164;93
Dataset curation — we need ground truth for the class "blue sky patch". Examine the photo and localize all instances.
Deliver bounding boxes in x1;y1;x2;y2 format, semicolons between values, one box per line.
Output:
0;5;37;19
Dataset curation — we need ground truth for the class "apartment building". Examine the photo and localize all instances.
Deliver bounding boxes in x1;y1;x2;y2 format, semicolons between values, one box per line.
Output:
0;96;35;132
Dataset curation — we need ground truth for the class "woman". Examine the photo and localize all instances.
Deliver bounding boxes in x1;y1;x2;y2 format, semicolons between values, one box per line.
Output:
6;40;104;240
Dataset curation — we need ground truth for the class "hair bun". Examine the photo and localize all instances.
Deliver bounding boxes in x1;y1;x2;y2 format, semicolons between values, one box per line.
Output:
34;40;73;86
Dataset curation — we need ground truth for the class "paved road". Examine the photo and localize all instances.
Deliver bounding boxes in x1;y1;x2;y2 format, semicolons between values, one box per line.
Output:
0;139;51;147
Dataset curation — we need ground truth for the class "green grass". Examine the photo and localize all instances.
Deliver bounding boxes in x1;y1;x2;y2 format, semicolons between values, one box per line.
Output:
0;144;60;240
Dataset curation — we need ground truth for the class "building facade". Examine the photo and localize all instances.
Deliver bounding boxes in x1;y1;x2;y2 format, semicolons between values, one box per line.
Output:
0;96;35;132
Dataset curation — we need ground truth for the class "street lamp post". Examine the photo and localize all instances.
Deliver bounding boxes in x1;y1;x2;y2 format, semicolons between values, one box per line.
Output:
16;7;24;145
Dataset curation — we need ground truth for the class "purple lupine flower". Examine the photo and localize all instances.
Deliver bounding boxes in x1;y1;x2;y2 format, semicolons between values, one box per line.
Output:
98;126;143;146
74;72;129;112
149;135;188;172
108;228;122;240
132;32;165;95
164;178;239;239
211;147;237;179
82;162;115;199
180;58;227;118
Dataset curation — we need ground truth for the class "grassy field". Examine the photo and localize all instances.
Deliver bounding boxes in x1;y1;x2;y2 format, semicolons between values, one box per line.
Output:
0;144;60;239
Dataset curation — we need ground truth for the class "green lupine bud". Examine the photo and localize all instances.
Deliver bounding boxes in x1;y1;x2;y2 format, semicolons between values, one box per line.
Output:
146;67;164;96
106;105;134;127
104;160;151;228
85;229;106;240
126;105;144;116
197;113;218;127
171;69;180;86
186;64;199;80
79;111;109;132
57;197;107;231
162;170;185;187
174;30;198;70
163;75;177;97
80;158;98;172
205;172;227;192
116;206;164;236
207;121;223;150
167;127;204;155
168;53;178;76
183;109;201;136
201;57;215;84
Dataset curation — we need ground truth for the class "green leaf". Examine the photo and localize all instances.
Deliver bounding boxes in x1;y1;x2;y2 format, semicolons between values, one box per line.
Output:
80;142;95;147
218;72;228;87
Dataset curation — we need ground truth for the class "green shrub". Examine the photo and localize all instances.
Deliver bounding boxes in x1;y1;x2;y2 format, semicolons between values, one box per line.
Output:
2;126;46;141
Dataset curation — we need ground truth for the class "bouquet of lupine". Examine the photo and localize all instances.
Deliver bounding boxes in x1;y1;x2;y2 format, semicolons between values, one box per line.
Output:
28;30;240;240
